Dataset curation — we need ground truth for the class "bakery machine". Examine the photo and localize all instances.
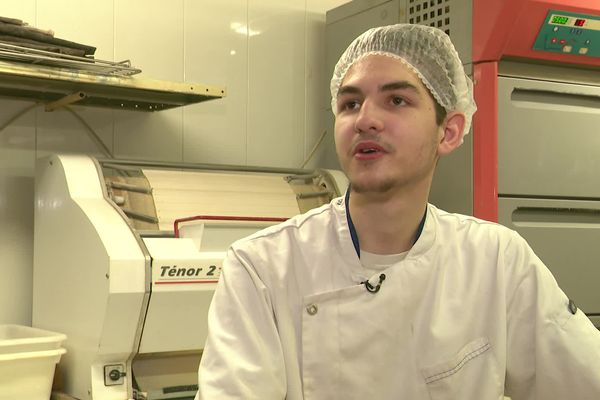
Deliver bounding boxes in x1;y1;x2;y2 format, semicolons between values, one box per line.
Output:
325;0;600;327
32;154;346;400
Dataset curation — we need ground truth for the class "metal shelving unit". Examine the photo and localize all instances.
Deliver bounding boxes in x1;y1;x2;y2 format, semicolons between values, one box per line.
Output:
0;59;226;112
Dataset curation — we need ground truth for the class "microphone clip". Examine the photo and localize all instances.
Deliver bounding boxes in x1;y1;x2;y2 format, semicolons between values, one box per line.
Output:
362;273;386;294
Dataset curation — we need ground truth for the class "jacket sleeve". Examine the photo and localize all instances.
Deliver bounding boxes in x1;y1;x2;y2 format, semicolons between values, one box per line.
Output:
504;234;600;399
196;247;286;400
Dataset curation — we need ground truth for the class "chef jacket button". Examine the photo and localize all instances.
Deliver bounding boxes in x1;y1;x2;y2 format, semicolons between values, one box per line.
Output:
568;299;577;315
306;304;318;315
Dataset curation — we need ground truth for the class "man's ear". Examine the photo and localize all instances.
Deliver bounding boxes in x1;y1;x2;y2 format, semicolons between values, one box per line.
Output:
438;112;466;156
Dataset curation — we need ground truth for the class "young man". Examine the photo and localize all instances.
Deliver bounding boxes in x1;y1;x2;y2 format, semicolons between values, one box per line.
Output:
196;24;600;399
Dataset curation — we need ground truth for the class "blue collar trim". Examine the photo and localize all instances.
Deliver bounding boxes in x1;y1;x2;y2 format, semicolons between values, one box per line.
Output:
345;190;361;258
344;189;427;259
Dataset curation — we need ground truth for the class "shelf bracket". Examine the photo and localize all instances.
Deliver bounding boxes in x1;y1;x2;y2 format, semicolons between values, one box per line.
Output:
45;91;87;111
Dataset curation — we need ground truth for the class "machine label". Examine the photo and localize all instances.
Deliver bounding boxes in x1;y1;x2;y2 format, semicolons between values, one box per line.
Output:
154;263;221;285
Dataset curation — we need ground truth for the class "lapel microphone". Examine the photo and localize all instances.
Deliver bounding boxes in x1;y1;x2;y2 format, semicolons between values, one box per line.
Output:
362;273;386;293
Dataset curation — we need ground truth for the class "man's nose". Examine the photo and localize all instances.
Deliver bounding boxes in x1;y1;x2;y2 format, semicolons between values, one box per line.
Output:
354;100;384;134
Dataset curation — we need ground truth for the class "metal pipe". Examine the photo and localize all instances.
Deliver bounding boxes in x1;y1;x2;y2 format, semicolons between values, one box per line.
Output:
108;181;152;194
285;173;319;183
45;91;87;111
296;191;331;199
98;158;310;176
122;209;159;224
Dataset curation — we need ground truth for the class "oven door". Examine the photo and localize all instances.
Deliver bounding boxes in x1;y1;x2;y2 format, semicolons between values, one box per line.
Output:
497;72;600;328
498;197;600;327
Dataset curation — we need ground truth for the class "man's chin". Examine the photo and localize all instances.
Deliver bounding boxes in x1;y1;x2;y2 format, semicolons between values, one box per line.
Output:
350;179;396;194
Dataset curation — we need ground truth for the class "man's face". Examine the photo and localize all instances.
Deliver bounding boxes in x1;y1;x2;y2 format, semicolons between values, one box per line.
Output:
334;54;444;195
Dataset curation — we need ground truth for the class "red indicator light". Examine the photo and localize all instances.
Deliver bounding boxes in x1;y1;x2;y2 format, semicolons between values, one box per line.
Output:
551;38;558;44
560;39;567;44
575;19;585;27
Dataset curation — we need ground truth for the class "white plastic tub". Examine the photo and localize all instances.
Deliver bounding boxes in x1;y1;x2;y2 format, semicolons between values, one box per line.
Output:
0;325;67;399
0;347;66;400
0;324;66;354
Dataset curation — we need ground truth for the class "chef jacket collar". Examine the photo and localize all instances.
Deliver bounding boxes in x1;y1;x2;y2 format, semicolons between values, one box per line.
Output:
344;188;427;259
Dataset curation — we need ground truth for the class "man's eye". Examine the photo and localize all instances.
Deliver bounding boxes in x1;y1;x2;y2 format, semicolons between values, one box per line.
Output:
391;96;406;106
342;100;360;111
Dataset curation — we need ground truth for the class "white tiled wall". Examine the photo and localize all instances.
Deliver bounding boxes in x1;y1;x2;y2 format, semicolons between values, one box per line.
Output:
114;0;186;161
0;0;348;325
37;0;115;62
247;0;307;167
182;0;249;165
305;1;342;170
0;100;36;325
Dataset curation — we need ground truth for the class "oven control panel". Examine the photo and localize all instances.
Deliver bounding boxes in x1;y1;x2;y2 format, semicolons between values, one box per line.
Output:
533;10;600;57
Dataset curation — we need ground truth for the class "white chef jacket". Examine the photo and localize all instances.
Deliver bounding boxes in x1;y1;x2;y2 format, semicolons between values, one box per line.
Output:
196;196;600;400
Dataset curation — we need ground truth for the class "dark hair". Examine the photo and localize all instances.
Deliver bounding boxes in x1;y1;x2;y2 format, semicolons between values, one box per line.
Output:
434;99;447;126
422;83;447;126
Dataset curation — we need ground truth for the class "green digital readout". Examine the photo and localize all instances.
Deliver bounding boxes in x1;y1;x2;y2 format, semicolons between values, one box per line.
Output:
551;15;569;25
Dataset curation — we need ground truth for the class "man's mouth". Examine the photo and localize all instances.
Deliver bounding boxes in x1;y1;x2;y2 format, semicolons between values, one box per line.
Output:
359;148;379;154
353;141;386;156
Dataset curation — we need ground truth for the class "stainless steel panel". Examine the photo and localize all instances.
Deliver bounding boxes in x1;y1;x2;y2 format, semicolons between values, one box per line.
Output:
430;130;472;215
498;197;600;321
326;0;394;25
498;76;600;198
499;61;600;87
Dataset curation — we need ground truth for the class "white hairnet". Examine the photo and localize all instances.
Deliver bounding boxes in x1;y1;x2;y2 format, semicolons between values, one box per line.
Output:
330;24;476;141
